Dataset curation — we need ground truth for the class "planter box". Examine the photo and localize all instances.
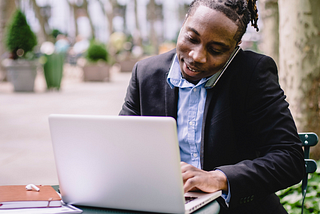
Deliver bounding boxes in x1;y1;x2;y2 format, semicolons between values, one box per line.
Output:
119;58;138;72
83;63;110;82
2;59;38;92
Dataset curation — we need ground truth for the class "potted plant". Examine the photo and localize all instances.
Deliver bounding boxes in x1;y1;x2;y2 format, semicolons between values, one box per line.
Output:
40;41;64;90
2;9;38;92
82;40;110;82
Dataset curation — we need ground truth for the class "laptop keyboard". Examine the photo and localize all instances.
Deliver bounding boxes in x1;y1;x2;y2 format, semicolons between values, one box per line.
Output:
185;196;198;204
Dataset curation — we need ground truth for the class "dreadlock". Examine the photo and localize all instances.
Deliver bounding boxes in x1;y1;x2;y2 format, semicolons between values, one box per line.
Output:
186;0;259;43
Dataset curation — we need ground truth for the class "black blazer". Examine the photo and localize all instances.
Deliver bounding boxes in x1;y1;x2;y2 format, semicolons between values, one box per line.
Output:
120;49;305;213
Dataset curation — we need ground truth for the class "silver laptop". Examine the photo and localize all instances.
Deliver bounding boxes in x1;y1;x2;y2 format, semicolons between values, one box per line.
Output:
49;114;221;214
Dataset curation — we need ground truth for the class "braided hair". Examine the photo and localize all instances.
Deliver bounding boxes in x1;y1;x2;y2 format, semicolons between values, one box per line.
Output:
186;0;259;43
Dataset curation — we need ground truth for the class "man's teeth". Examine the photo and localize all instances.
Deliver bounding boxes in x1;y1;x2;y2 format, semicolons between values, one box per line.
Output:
187;65;197;72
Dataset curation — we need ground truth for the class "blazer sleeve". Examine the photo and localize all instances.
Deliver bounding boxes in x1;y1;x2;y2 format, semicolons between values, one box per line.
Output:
216;54;305;208
119;62;141;116
119;49;177;117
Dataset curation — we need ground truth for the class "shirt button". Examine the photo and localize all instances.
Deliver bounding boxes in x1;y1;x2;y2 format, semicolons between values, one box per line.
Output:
189;121;194;126
193;88;197;92
193;153;198;157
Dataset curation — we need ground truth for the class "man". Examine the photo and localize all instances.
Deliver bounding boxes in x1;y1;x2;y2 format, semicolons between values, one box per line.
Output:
120;0;305;213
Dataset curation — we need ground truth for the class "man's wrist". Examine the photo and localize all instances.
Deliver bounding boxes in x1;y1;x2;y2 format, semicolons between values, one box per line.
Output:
210;170;228;191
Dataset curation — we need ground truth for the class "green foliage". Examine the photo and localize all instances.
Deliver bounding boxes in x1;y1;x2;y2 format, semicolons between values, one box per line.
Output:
5;10;37;59
51;29;63;39
86;40;108;63
276;160;320;214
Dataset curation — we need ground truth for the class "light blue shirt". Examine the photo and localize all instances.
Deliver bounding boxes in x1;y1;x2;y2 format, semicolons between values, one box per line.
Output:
167;55;221;169
167;54;231;204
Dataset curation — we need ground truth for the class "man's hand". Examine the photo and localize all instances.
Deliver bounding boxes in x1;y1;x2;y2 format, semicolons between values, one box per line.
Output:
181;162;228;193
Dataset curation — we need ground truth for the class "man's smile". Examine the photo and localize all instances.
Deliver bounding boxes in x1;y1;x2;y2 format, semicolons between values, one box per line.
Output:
187;64;198;72
184;61;202;73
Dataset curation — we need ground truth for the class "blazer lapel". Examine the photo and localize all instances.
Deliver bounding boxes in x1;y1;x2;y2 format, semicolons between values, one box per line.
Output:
164;72;178;119
200;88;215;168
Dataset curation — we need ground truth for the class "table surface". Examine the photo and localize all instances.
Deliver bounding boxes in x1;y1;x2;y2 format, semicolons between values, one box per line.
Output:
52;186;220;214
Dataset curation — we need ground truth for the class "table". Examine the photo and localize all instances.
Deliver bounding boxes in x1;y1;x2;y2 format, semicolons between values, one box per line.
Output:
52;186;220;214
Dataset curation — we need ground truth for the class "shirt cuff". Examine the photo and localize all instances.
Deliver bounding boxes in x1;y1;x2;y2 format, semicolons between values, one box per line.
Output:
215;169;231;206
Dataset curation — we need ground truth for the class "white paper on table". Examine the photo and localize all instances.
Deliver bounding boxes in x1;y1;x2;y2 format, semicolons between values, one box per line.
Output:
0;204;82;214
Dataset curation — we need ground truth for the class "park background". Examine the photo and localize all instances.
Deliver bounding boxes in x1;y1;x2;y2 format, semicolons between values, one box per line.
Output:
0;0;319;213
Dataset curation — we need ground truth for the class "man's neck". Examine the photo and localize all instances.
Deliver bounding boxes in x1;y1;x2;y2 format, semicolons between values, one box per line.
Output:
185;78;201;85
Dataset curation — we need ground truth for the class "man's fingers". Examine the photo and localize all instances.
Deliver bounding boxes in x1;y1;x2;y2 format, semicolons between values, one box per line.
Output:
181;163;197;182
180;162;201;192
183;176;197;193
181;169;193;183
180;161;190;173
180;162;227;193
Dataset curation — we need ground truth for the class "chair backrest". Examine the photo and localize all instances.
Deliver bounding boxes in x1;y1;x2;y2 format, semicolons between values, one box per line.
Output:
298;132;318;214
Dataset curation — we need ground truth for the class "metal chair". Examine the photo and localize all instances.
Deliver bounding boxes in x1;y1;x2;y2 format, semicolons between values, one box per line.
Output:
298;132;318;214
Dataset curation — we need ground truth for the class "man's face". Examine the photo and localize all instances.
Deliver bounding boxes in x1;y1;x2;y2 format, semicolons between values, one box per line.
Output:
176;5;239;84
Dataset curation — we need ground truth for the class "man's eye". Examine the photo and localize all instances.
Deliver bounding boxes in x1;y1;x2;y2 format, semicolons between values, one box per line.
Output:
209;48;222;55
186;34;197;43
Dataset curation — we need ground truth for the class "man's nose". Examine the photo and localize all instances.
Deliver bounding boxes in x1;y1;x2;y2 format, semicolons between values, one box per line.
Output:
189;46;207;64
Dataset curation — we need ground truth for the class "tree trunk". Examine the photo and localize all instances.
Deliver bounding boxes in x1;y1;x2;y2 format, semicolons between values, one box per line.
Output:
279;0;320;159
30;0;50;44
0;0;6;80
107;0;118;35
147;0;159;54
258;0;279;66
83;0;95;39
133;0;142;47
0;0;16;81
68;2;78;39
97;0;112;38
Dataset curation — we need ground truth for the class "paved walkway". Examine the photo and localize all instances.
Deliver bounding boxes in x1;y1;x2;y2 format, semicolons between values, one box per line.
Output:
0;64;132;185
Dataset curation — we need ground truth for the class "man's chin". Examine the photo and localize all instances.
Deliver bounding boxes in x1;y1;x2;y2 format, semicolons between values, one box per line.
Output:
182;72;201;84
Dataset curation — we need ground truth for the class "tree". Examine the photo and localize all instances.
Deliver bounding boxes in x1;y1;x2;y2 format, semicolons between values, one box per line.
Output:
258;0;279;66
147;0;163;54
83;0;95;39
30;0;52;43
106;0;116;35
0;0;7;80
97;0;113;37
68;0;96;39
0;0;16;80
97;0;123;37
278;0;320;159
133;0;142;47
